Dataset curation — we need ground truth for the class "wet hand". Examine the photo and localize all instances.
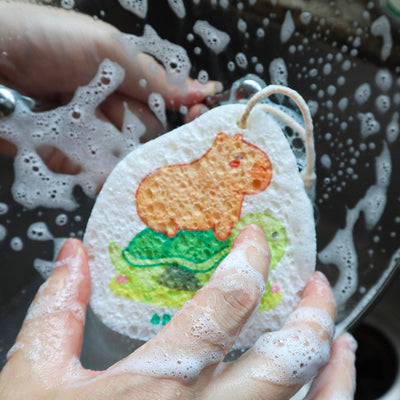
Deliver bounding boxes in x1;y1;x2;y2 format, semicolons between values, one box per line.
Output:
0;2;221;159
0;225;356;399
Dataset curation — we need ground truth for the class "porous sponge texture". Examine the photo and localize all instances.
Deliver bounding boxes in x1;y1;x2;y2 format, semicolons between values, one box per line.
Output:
84;104;316;349
136;132;272;240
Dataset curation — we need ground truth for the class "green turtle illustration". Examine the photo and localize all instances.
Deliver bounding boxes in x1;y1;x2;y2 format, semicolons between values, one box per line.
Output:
109;213;286;311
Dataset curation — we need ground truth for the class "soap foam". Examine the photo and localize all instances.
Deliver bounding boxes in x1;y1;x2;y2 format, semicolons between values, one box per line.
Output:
62;355;83;383
61;0;75;10
386;112;399;143
358;112;381;139
23;318;77;388
280;11;295;43
110;304;230;381
235;52;248;69
25;253;85;323
354;83;371;105
0;59;143;211
6;250;87;388
319;143;392;307
269;58;288;87
167;0;186;19
371;15;392;61
193;20;231;54
208;241;267;301
55;214;68;227
0;225;6;241
284;306;335;338
113;344;223;381
0;202;9;215
375;94;391;113
250;326;331;386
375;68;393;92
118;0;148;19
27;222;53;241
10;236;23;251
206;240;268;331
122;25;191;86
148;92;167;129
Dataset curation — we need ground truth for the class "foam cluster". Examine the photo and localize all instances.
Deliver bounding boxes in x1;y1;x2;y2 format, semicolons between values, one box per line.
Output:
118;0;148;19
285;306;335;338
251;326;331;386
0;59;144;210
122;25;191;86
319;144;391;307
193;20;231;55
25;253;85;323
110;304;229;381
207;241;267;305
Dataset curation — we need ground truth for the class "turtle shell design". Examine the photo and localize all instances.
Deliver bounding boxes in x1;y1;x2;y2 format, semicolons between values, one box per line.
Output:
109;213;286;311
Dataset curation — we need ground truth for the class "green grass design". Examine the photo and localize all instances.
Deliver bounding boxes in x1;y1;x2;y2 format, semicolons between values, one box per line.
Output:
109;213;286;311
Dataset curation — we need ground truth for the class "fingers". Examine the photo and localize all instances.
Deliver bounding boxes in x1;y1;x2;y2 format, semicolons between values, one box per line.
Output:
0;138;17;158
207;271;336;400
110;225;270;381
7;239;90;384
304;333;357;400
282;271;336;340
183;103;209;123
114;52;222;110
37;146;82;175
0;3;118;98
100;94;212;144
100;92;166;141
0;3;221;109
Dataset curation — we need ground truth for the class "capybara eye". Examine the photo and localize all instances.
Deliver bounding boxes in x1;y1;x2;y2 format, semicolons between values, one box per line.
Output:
229;160;241;168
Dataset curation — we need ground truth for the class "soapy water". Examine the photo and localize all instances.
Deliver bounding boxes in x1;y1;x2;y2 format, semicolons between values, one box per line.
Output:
118;24;191;86
250;326;331;386
118;0;186;20
319;143;391;307
0;59;142;211
193;20;231;55
1;0;400;369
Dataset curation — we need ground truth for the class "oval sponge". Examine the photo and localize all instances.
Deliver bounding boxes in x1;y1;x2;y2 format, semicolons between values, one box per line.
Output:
84;103;316;349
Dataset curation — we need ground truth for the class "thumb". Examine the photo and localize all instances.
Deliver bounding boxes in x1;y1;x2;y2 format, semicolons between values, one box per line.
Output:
6;239;91;386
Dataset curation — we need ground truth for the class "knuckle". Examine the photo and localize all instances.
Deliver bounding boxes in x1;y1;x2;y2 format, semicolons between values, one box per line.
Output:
219;282;261;320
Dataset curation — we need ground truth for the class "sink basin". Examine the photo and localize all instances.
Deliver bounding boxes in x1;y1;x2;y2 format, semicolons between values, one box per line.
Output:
350;268;400;399
1;1;399;398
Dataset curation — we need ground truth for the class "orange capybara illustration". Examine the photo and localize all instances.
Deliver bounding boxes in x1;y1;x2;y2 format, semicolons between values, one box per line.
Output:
136;132;273;241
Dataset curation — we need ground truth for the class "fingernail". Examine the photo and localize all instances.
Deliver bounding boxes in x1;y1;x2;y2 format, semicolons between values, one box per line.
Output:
233;225;270;280
197;81;223;96
314;270;330;285
57;238;82;262
341;332;358;353
232;224;263;245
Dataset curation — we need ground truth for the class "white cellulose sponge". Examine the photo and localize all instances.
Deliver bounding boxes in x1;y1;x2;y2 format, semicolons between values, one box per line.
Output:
84;103;316;350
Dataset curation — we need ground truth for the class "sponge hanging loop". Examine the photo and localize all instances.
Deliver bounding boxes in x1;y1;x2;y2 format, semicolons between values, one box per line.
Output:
238;85;316;193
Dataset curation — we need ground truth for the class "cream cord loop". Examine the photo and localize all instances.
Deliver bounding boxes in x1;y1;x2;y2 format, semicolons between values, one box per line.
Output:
239;85;316;193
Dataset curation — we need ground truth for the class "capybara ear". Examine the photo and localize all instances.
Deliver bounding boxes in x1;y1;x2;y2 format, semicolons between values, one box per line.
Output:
215;132;229;142
233;133;244;141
